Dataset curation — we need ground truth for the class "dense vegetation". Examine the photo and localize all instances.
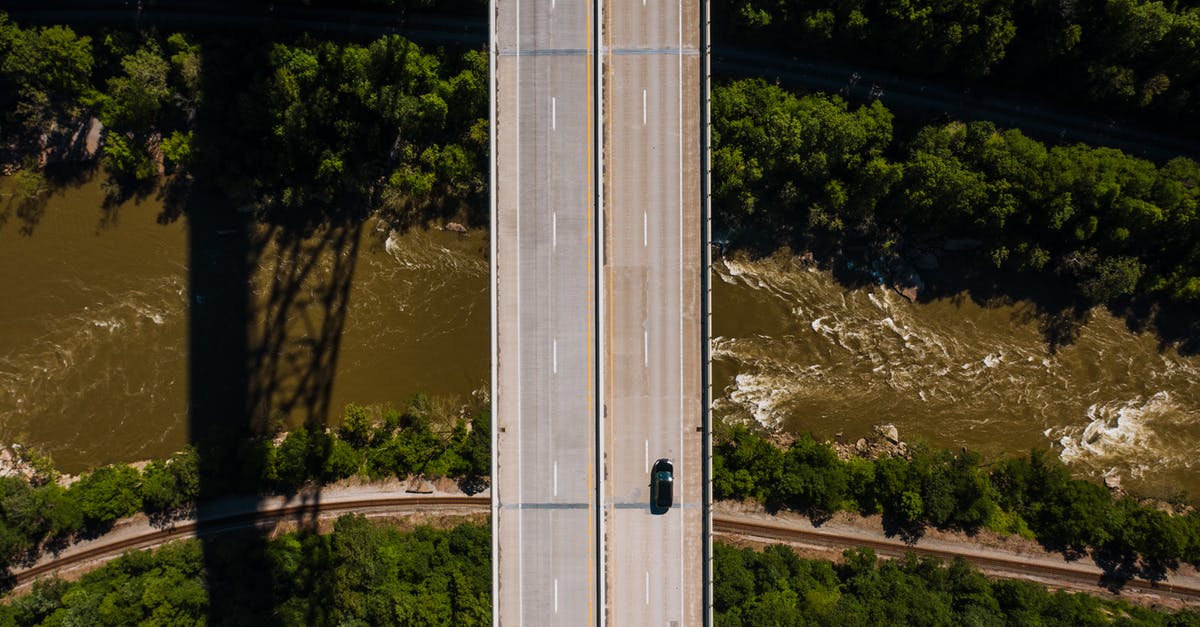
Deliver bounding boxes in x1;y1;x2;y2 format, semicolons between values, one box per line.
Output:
715;79;1200;345
715;543;1200;625
0;516;492;626
0;398;489;574
4;522;1197;625
715;424;1200;579
0;13;487;228
717;0;1200;134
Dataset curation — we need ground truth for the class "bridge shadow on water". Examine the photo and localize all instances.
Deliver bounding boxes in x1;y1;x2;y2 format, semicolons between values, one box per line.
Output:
173;34;365;624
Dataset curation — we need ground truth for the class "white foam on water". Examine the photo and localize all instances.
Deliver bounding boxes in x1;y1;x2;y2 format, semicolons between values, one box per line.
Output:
384;230;403;257
1054;392;1198;483
714;250;1200;493
727;372;791;428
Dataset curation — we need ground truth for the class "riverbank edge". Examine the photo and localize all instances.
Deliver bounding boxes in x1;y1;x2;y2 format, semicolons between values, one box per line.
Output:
713;421;1200;582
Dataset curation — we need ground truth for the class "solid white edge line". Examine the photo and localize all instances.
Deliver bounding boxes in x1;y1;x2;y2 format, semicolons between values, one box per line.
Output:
678;0;685;622
515;0;524;622
487;0;499;620
594;0;606;619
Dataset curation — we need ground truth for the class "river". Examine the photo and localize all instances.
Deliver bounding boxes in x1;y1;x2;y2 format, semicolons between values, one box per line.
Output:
0;179;489;472
2;180;1197;497
714;252;1200;498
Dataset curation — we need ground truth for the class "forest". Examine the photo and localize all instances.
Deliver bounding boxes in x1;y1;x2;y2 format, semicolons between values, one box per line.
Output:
714;424;1200;581
714;543;1200;626
0;14;488;230
715;78;1200;347
0;516;493;626
715;0;1200;136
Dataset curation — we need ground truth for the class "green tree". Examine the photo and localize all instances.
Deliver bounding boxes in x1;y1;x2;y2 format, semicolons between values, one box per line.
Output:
0;19;94;135
68;465;143;528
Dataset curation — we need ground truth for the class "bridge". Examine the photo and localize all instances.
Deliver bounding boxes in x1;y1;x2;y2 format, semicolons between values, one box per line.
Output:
489;0;711;619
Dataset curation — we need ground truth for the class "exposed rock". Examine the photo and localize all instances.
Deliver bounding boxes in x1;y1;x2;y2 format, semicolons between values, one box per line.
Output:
0;445;34;480
875;423;900;444
443;222;468;234
84;117;103;157
406;475;435;494
0;447;14;477
832;428;912;462
1104;472;1123;493
766;430;798;449
895;284;919;302
891;262;924;302
148;131;165;175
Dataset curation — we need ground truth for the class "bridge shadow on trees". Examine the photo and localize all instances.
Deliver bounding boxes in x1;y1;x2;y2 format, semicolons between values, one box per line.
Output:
177;38;338;624
163;18;487;621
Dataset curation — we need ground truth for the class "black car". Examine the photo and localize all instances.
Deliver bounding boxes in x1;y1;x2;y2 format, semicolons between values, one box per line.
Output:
650;458;673;512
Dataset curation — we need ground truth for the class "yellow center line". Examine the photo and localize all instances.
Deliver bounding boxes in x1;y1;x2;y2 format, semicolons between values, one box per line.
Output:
586;2;596;624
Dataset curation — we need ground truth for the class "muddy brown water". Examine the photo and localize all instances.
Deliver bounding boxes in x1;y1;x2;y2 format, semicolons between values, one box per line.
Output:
2;180;1198;498
714;252;1200;499
0;179;488;472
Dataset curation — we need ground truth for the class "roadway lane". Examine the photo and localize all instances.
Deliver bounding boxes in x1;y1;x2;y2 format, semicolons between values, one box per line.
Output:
493;0;598;621
602;0;705;619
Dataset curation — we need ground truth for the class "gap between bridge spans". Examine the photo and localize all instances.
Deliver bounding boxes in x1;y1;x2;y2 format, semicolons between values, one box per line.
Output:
496;47;701;56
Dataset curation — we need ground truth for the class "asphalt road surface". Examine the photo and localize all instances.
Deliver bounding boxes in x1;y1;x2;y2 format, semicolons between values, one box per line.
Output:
492;0;600;622
601;0;706;620
493;0;706;617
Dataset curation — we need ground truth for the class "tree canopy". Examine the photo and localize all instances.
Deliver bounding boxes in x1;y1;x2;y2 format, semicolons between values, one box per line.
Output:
714;79;1200;327
714;543;1200;626
715;424;1200;575
716;0;1200;135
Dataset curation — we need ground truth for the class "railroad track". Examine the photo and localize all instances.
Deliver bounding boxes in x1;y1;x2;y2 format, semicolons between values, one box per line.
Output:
713;516;1200;603
9;496;489;588
11;500;1200;605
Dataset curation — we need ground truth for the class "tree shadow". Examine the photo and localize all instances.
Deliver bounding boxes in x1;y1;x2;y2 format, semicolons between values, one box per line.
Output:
1092;544;1176;592
733;230;1200;356
880;512;926;545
